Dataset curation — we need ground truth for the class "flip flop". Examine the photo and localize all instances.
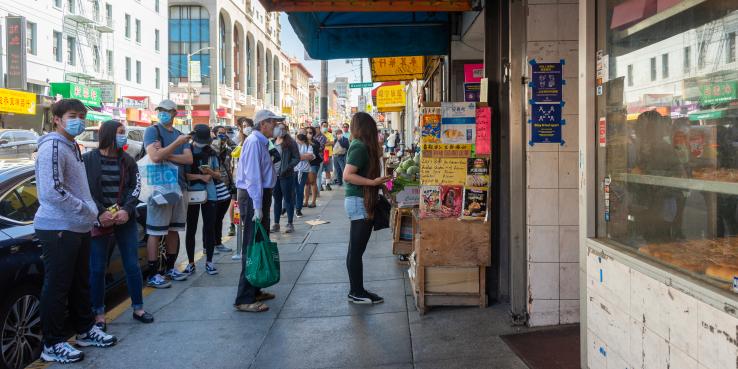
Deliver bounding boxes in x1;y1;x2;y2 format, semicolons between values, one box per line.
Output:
234;302;269;312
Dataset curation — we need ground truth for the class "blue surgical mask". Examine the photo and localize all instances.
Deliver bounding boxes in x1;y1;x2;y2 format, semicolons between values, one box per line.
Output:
63;118;85;137
218;133;227;140
273;126;283;138
158;112;172;125
116;134;127;148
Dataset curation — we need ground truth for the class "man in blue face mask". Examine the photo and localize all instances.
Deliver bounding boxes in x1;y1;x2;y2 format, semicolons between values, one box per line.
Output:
34;99;118;364
142;99;194;288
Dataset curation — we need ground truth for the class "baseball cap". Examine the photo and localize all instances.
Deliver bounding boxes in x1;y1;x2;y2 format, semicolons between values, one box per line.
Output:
254;109;285;126
191;124;212;145
156;99;177;111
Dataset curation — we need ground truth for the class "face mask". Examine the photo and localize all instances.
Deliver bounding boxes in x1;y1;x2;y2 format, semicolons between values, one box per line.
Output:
158;112;172;125
218;133;227;140
321;127;328;133
116;134;127;148
193;142;206;148
243;127;253;136
273;126;284;138
63;118;85;137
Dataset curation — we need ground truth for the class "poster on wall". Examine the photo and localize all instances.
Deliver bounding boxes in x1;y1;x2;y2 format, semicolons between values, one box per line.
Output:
420;186;442;218
462;187;488;220
466;158;490;187
420;107;441;143
464;83;480;102
464;63;484;83
528;60;565;146
530;61;563;103
441;102;476;144
440;185;463;218
530;103;564;145
420;157;466;186
475;107;491;155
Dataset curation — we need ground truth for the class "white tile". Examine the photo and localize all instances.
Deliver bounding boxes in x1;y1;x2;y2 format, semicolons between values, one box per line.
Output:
527;41;558;64
560;262;579;299
629;269;667;339
600;258;631;318
629;319;669;369
606;351;631;369
563;77;579;115
559;151;578;189
559;189;579;225
527;5;559;42
559;114;579;152
559;225;579;262
588;329;607;369
600;298;631;363
528;298;560;327
527;151;559;188
527;188;559;225
529;262;560;300
697;302;738;369
559;41;579;78
669;345;698;369
558;3;579;41
663;287;700;360
528;225;560;262
560;299;580;324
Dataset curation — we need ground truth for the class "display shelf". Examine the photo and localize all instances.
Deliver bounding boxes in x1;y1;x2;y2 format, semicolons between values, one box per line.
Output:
612;172;738;196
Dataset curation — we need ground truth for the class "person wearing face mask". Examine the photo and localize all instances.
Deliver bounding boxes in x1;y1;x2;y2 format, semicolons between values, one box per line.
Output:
142;100;194;288
83;120;153;332
332;129;350;186
35;99;118;364
320;122;334;190
313;122;328;192
294;133;315;218
305;127;322;208
210;126;236;253
271;123;299;233
228;118;255;239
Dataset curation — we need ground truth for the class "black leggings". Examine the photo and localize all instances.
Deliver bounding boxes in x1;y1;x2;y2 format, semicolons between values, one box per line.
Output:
186;201;216;263
214;199;231;246
346;219;374;295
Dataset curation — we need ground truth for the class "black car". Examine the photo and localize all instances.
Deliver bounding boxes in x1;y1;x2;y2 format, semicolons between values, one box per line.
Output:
0;160;148;369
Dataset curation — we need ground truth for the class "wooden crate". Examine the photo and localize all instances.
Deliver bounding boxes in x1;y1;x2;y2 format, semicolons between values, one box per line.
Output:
391;207;416;256
414;214;491;267
408;256;487;314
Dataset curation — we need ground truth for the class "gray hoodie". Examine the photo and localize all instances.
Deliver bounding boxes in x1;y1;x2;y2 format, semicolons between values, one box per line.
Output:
34;132;98;232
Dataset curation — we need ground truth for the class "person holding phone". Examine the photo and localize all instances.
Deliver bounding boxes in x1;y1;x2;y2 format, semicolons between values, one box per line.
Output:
342;112;392;304
183;124;221;275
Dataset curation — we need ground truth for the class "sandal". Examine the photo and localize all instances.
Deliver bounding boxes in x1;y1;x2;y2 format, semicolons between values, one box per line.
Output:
234;302;269;312
308;203;316;208
255;292;275;301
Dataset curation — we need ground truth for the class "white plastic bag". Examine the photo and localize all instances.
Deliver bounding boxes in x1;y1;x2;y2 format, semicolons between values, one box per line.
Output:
137;155;182;205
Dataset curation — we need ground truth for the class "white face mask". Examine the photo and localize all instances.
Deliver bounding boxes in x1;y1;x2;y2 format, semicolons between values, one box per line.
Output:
243;127;253;136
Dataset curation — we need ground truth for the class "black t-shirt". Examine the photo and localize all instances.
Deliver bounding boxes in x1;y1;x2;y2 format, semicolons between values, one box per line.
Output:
310;142;322;166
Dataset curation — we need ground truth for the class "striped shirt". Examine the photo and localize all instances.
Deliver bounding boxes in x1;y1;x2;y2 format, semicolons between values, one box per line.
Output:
99;155;120;207
215;181;231;201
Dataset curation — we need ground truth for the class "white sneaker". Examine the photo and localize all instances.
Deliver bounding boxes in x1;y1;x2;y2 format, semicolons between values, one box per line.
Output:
76;325;117;347
41;342;84;363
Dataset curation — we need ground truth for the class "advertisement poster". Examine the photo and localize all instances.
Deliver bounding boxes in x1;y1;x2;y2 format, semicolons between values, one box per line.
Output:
475;107;491;155
440;185;463;218
464;63;484;83
420;107;441;143
441;102;476;144
466;158;490;187
420;186;442;218
530;62;563;103
420;157;466;186
530;103;563;144
462;187;488;220
464;83;480;102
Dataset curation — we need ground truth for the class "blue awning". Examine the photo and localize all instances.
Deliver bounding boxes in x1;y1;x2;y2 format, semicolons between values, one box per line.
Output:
288;12;451;60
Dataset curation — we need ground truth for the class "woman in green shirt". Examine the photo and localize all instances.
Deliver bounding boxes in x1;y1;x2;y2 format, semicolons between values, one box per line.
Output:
342;112;392;304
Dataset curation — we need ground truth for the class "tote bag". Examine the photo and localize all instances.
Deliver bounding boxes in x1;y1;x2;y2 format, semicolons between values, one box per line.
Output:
245;221;281;288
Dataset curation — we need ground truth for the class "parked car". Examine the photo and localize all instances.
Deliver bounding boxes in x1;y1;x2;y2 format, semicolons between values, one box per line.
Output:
0;130;38;160
0;160;149;369
77;126;147;160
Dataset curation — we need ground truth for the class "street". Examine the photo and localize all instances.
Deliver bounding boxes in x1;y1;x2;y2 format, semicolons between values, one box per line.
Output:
40;189;528;369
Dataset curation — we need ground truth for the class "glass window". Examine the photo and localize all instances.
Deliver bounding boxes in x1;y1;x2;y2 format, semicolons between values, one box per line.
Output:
67;36;76;65
155;29;160;52
93;46;100;72
0;178;39;223
125;14;130;38
53;31;61;62
136;60;141;84
135;19;141;43
26;22;36;55
597;0;738;288
105;3;112;26
107;49;113;75
168;6;210;84
155;67;160;89
53;0;61;8
155;0;160;13
125;57;131;81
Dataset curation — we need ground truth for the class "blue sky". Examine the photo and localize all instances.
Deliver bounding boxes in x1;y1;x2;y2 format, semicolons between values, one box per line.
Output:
279;13;372;105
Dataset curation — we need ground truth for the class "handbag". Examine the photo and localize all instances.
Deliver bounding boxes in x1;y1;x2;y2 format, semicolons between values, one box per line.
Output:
187;189;207;204
245;221;281;288
92;159;125;238
373;194;392;231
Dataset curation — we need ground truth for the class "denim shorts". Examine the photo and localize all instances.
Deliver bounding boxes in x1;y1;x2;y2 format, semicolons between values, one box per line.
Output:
310;165;320;173
344;196;367;220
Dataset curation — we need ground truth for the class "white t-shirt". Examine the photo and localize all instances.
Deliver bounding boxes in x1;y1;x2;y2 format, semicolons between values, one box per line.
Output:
295;143;312;173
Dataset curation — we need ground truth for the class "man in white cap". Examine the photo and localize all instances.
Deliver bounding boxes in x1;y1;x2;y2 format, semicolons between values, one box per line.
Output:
233;109;283;312
142;99;193;288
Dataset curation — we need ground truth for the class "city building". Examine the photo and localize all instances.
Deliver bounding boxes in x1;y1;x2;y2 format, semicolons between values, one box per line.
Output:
328;76;348;99
167;0;288;126
0;0;169;129
308;81;319;124
288;57;311;127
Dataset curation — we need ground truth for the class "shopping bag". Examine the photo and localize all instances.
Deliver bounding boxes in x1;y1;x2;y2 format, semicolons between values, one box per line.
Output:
245;221;281;288
137;155;182;205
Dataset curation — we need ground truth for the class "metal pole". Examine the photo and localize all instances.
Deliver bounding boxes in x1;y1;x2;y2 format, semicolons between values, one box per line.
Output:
187;53;192;125
320;60;328;123
360;59;364;101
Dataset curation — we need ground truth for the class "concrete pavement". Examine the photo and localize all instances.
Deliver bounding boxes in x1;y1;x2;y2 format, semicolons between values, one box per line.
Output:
51;189;529;369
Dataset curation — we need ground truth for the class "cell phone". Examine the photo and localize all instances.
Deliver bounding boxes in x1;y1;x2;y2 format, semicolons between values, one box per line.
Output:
107;204;119;214
199;164;210;171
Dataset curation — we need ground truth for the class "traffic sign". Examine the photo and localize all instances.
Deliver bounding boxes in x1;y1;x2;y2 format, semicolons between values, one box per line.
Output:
349;82;373;89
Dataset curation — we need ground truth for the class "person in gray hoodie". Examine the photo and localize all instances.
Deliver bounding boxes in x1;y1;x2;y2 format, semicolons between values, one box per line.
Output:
35;99;117;364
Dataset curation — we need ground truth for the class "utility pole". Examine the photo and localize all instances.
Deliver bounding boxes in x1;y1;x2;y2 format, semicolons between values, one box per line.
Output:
320;60;328;124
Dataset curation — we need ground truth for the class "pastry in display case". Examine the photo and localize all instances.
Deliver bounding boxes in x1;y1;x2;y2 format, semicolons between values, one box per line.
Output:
639;237;738;282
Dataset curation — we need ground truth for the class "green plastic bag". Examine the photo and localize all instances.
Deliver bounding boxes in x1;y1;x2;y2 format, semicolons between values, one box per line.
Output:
245;221;281;288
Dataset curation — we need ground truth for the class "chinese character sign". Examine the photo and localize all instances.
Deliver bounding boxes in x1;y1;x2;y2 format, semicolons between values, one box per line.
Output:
5;16;27;89
475;107;491;155
370;56;424;82
0;88;36;115
441;102;476;144
376;85;405;111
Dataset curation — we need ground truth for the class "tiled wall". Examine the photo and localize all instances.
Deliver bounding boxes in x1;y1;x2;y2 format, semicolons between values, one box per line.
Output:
525;0;581;327
586;247;738;369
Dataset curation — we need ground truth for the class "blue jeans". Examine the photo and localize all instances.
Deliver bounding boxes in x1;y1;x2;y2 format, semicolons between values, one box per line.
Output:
295;171;308;211
344;196;367;220
273;175;296;224
334;155;346;185
89;218;143;314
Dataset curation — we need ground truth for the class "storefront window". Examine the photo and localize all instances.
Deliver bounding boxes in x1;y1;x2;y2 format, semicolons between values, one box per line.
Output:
168;5;210;85
597;0;738;286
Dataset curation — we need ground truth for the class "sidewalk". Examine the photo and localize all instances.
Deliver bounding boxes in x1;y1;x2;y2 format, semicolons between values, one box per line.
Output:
51;189;530;369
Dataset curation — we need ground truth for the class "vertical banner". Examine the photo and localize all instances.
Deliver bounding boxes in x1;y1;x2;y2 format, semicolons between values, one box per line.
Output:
475;107;491;155
6;16;27;89
441;102;476;144
189;60;202;83
529;60;565;146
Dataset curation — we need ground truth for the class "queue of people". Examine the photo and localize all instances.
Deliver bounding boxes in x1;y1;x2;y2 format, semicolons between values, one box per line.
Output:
33;98;389;364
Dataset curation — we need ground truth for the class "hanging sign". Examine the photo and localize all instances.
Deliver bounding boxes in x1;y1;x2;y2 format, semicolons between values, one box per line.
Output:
420;157;466;185
475;107;491;155
599;117;607;147
376;84;405;111
441;102;476;144
370;56;424;82
530;61;563;103
0;88;36;114
421;143;472;158
5;16;27;90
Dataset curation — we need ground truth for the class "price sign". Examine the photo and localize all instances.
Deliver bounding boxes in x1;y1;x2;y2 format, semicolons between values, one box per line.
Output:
420;157;467;186
421;144;472;158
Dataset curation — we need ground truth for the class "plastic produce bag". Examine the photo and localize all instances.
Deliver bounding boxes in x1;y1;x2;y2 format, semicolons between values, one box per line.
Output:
137;155;182;205
245;221;281;288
